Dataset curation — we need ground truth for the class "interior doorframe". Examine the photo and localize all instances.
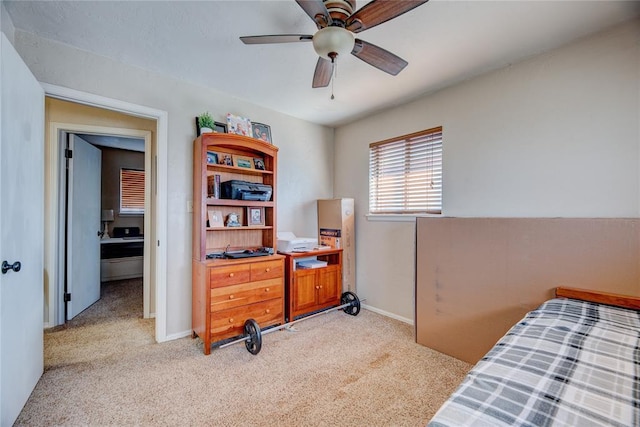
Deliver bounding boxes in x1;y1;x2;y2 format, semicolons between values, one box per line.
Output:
55;126;152;322
42;83;169;343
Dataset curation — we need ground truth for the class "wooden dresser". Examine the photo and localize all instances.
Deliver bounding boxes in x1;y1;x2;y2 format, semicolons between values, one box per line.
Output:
192;255;284;354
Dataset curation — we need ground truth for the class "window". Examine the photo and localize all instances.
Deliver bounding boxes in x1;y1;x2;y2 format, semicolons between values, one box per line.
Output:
120;168;145;214
369;126;442;215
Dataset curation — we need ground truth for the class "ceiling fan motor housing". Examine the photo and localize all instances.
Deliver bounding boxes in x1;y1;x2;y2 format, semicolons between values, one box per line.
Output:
324;0;356;23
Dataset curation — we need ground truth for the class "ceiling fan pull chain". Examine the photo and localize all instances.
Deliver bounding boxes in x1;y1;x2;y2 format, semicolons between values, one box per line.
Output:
331;59;337;100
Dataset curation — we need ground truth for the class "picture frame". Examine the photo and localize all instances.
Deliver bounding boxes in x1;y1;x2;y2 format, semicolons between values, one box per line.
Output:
218;153;233;166
207;210;224;228
226;113;252;137
247;207;265;226
214;121;227;133
206;151;218;165
251;122;272;143
233;155;254;169
195;117;202;136
253;157;265;170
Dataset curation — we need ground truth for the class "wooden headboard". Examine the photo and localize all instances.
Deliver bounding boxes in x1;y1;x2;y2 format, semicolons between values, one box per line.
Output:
555;286;640;310
415;218;640;364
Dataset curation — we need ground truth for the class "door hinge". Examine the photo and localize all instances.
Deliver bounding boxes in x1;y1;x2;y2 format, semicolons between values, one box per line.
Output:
65;149;73;159
64;292;71;302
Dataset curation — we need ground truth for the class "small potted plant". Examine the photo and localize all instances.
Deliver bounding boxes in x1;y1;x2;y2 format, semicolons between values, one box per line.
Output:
198;111;215;134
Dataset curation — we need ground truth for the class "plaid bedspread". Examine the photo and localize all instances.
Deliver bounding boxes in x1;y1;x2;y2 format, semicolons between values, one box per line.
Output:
428;298;640;427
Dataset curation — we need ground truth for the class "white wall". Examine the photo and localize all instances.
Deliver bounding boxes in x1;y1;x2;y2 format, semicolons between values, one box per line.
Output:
5;16;639;332
11;30;334;338
334;19;640;322
0;2;15;44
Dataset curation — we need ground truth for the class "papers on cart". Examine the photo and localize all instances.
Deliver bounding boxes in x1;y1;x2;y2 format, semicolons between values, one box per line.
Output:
296;258;328;269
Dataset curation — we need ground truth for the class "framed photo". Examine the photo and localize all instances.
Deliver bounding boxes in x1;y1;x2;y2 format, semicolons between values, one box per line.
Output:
247;207;265;226
206;151;218;165
195;117;202;136
252;122;272;143
207;210;224;228
214;121;227;133
226;113;252;137
218;152;233;166
253;157;265;170
233;155;254;169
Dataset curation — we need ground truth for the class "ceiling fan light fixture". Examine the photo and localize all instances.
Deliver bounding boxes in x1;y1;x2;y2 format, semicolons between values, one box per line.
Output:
312;26;355;60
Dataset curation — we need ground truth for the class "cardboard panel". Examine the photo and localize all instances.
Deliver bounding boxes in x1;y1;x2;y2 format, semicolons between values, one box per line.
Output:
416;218;640;364
318;198;356;293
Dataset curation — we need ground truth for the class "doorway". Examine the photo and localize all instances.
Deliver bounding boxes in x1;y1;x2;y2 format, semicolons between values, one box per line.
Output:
61;131;147;322
42;88;169;343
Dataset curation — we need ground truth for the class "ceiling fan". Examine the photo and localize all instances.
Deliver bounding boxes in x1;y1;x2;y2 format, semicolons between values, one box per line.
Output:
240;0;429;89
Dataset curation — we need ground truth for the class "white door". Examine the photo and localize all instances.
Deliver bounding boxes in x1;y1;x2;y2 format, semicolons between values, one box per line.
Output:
66;134;101;319
0;34;44;425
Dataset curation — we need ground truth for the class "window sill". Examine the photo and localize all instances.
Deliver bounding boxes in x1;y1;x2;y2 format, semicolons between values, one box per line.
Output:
366;213;442;222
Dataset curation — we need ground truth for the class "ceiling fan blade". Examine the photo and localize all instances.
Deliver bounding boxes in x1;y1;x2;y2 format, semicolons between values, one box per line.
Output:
312;57;334;88
351;39;408;76
240;34;313;45
296;0;332;29
346;0;429;33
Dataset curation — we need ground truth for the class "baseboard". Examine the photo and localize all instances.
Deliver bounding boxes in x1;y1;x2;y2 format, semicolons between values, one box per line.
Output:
362;304;414;326
164;330;193;342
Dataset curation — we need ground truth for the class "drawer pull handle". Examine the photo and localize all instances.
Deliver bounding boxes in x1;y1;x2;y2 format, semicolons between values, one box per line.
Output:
229;295;234;299
315;285;320;289
265;268;270;272
265;309;270;314
229;318;234;323
265;288;270;292
229;273;234;278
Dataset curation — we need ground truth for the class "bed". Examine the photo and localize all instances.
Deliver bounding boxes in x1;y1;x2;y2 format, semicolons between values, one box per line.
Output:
428;287;640;427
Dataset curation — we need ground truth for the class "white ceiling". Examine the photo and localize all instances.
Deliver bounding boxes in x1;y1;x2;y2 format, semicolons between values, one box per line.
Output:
5;0;640;127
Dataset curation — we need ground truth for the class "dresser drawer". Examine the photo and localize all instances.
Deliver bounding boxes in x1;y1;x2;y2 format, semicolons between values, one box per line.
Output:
250;259;284;281
210;278;283;311
210;298;283;338
209;264;251;288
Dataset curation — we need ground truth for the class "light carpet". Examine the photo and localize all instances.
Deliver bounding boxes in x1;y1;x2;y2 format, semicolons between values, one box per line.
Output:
16;279;471;426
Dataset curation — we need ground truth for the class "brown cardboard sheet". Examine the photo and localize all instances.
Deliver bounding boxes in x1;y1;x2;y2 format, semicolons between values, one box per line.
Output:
415;218;640;364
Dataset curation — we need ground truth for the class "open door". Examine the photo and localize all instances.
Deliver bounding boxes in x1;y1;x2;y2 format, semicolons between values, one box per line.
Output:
0;34;45;425
66;134;101;319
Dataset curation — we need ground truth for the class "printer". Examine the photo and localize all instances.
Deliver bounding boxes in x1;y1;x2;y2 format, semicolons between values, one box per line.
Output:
221;180;272;201
277;232;318;253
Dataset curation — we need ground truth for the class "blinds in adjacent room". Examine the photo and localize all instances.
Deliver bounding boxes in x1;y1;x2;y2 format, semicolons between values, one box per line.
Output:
369;126;442;214
120;168;145;214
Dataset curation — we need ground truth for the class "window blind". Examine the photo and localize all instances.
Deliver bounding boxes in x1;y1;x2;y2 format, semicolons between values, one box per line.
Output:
120;168;145;214
369;126;442;214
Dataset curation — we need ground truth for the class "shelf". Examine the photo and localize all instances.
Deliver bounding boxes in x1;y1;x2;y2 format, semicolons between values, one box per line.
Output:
206;198;274;207
207;163;273;176
194;133;279;261
206;225;273;231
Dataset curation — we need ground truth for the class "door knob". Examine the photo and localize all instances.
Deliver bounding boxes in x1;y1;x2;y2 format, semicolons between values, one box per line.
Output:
2;260;21;274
